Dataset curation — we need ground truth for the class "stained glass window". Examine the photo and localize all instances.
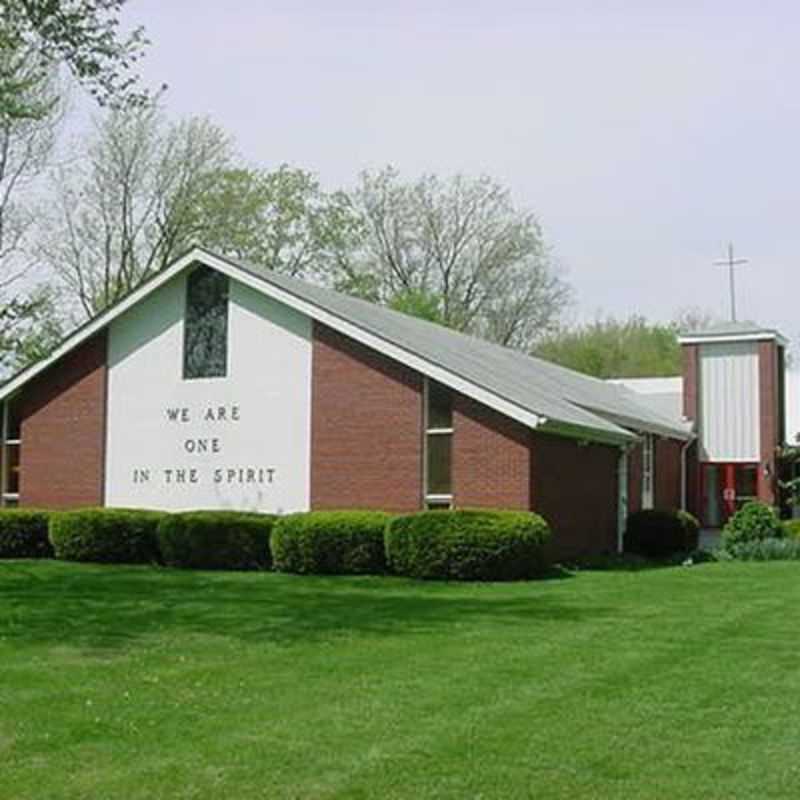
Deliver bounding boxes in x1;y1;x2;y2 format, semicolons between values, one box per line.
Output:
183;266;229;379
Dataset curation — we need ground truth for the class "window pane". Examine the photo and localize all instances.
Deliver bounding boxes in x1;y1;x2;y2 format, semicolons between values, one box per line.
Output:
426;500;452;511
6;397;20;440
427;382;452;429
426;433;452;495
183;266;229;379
6;443;20;495
736;465;758;499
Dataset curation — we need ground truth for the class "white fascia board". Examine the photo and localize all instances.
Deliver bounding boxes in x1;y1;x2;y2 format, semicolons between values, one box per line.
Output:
0;249;543;434
589;409;695;442
679;332;789;346
199;252;548;432
0;247;635;445
0;251;199;403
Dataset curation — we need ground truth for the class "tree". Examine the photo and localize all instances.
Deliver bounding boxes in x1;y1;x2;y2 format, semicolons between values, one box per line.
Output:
0;56;67;373
534;316;683;378
39;104;233;317
185;165;363;282
342;167;570;350
0;0;150;120
0;286;64;374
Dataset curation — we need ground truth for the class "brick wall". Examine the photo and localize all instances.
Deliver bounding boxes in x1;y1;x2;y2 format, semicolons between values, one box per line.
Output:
758;340;778;504
682;344;698;421
452;395;530;509
530;432;619;560
18;332;107;508
654;437;682;509
310;322;424;512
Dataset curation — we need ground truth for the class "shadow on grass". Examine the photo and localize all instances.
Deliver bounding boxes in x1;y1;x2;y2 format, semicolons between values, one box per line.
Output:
0;561;603;652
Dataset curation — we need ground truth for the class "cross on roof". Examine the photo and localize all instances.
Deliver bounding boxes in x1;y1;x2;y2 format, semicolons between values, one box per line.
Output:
713;242;748;322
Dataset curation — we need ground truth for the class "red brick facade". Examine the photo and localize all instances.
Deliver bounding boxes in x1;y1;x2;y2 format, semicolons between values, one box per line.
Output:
530;432;619;560
18;332;107;508
452;396;531;509
758;340;779;504
654;438;683;509
310;322;424;512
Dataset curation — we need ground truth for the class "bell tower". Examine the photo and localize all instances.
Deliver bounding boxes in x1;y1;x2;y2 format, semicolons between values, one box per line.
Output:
679;322;787;526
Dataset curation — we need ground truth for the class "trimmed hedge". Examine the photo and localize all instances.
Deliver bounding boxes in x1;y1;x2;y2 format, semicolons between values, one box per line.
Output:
721;502;783;551
385;509;550;581
0;510;53;559
157;510;275;570
624;509;700;558
271;510;390;575
49;508;165;564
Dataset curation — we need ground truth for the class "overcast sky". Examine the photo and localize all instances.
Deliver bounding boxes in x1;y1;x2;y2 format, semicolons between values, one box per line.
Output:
118;1;800;339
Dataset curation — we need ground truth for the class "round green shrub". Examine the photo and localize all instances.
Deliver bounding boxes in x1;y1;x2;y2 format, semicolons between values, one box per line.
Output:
49;508;165;564
157;510;275;570
385;509;551;581
624;509;699;558
271;510;390;575
0;510;53;559
721;502;783;551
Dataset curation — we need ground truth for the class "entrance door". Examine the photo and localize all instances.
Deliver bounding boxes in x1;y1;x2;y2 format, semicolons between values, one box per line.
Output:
701;463;759;528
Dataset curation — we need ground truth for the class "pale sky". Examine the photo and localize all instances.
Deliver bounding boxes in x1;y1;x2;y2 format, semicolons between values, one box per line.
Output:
117;1;800;341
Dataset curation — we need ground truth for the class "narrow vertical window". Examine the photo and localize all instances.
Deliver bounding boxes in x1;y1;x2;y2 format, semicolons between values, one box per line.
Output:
183;266;229;379
2;396;21;506
641;434;654;509
424;380;453;509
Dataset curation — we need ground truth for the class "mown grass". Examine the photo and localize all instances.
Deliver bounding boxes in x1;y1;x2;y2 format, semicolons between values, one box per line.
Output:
2;560;800;799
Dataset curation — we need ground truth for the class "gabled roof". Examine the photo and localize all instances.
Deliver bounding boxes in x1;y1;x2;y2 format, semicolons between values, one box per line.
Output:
0;247;694;444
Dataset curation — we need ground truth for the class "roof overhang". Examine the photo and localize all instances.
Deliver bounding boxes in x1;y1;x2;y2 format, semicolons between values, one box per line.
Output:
679;331;789;347
0;248;555;437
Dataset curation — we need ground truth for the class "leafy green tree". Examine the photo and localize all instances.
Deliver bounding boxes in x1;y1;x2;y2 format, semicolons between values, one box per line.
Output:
186;165;363;281
0;287;63;374
0;0;150;120
534;316;683;378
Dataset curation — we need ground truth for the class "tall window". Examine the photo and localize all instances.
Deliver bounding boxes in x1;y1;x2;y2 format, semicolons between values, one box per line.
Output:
424;380;453;509
183;266;229;379
641;434;654;509
1;396;21;507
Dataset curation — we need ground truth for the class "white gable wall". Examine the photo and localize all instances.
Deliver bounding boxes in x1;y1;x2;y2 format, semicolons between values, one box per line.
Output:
104;271;312;512
698;341;760;462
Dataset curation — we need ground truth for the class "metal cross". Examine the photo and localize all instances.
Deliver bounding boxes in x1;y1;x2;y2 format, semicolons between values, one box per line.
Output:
713;242;748;322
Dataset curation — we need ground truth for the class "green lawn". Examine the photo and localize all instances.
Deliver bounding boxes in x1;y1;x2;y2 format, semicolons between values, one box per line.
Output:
2;560;800;799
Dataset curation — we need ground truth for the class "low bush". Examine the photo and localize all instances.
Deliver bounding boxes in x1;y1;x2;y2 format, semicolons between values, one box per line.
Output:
49;508;165;564
157;511;275;570
271;511;390;575
721;502;783;550
723;537;800;561
624;509;699;558
782;519;800;539
0;510;53;559
385;509;550;581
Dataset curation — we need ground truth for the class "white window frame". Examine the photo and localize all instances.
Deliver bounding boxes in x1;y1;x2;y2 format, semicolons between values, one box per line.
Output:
641;434;655;510
423;379;453;509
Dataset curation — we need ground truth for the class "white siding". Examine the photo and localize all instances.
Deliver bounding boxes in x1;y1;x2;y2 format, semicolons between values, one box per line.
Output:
698;342;760;462
105;272;312;512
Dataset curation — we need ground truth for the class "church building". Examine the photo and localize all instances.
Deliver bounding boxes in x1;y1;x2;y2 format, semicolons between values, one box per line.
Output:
0;247;787;559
